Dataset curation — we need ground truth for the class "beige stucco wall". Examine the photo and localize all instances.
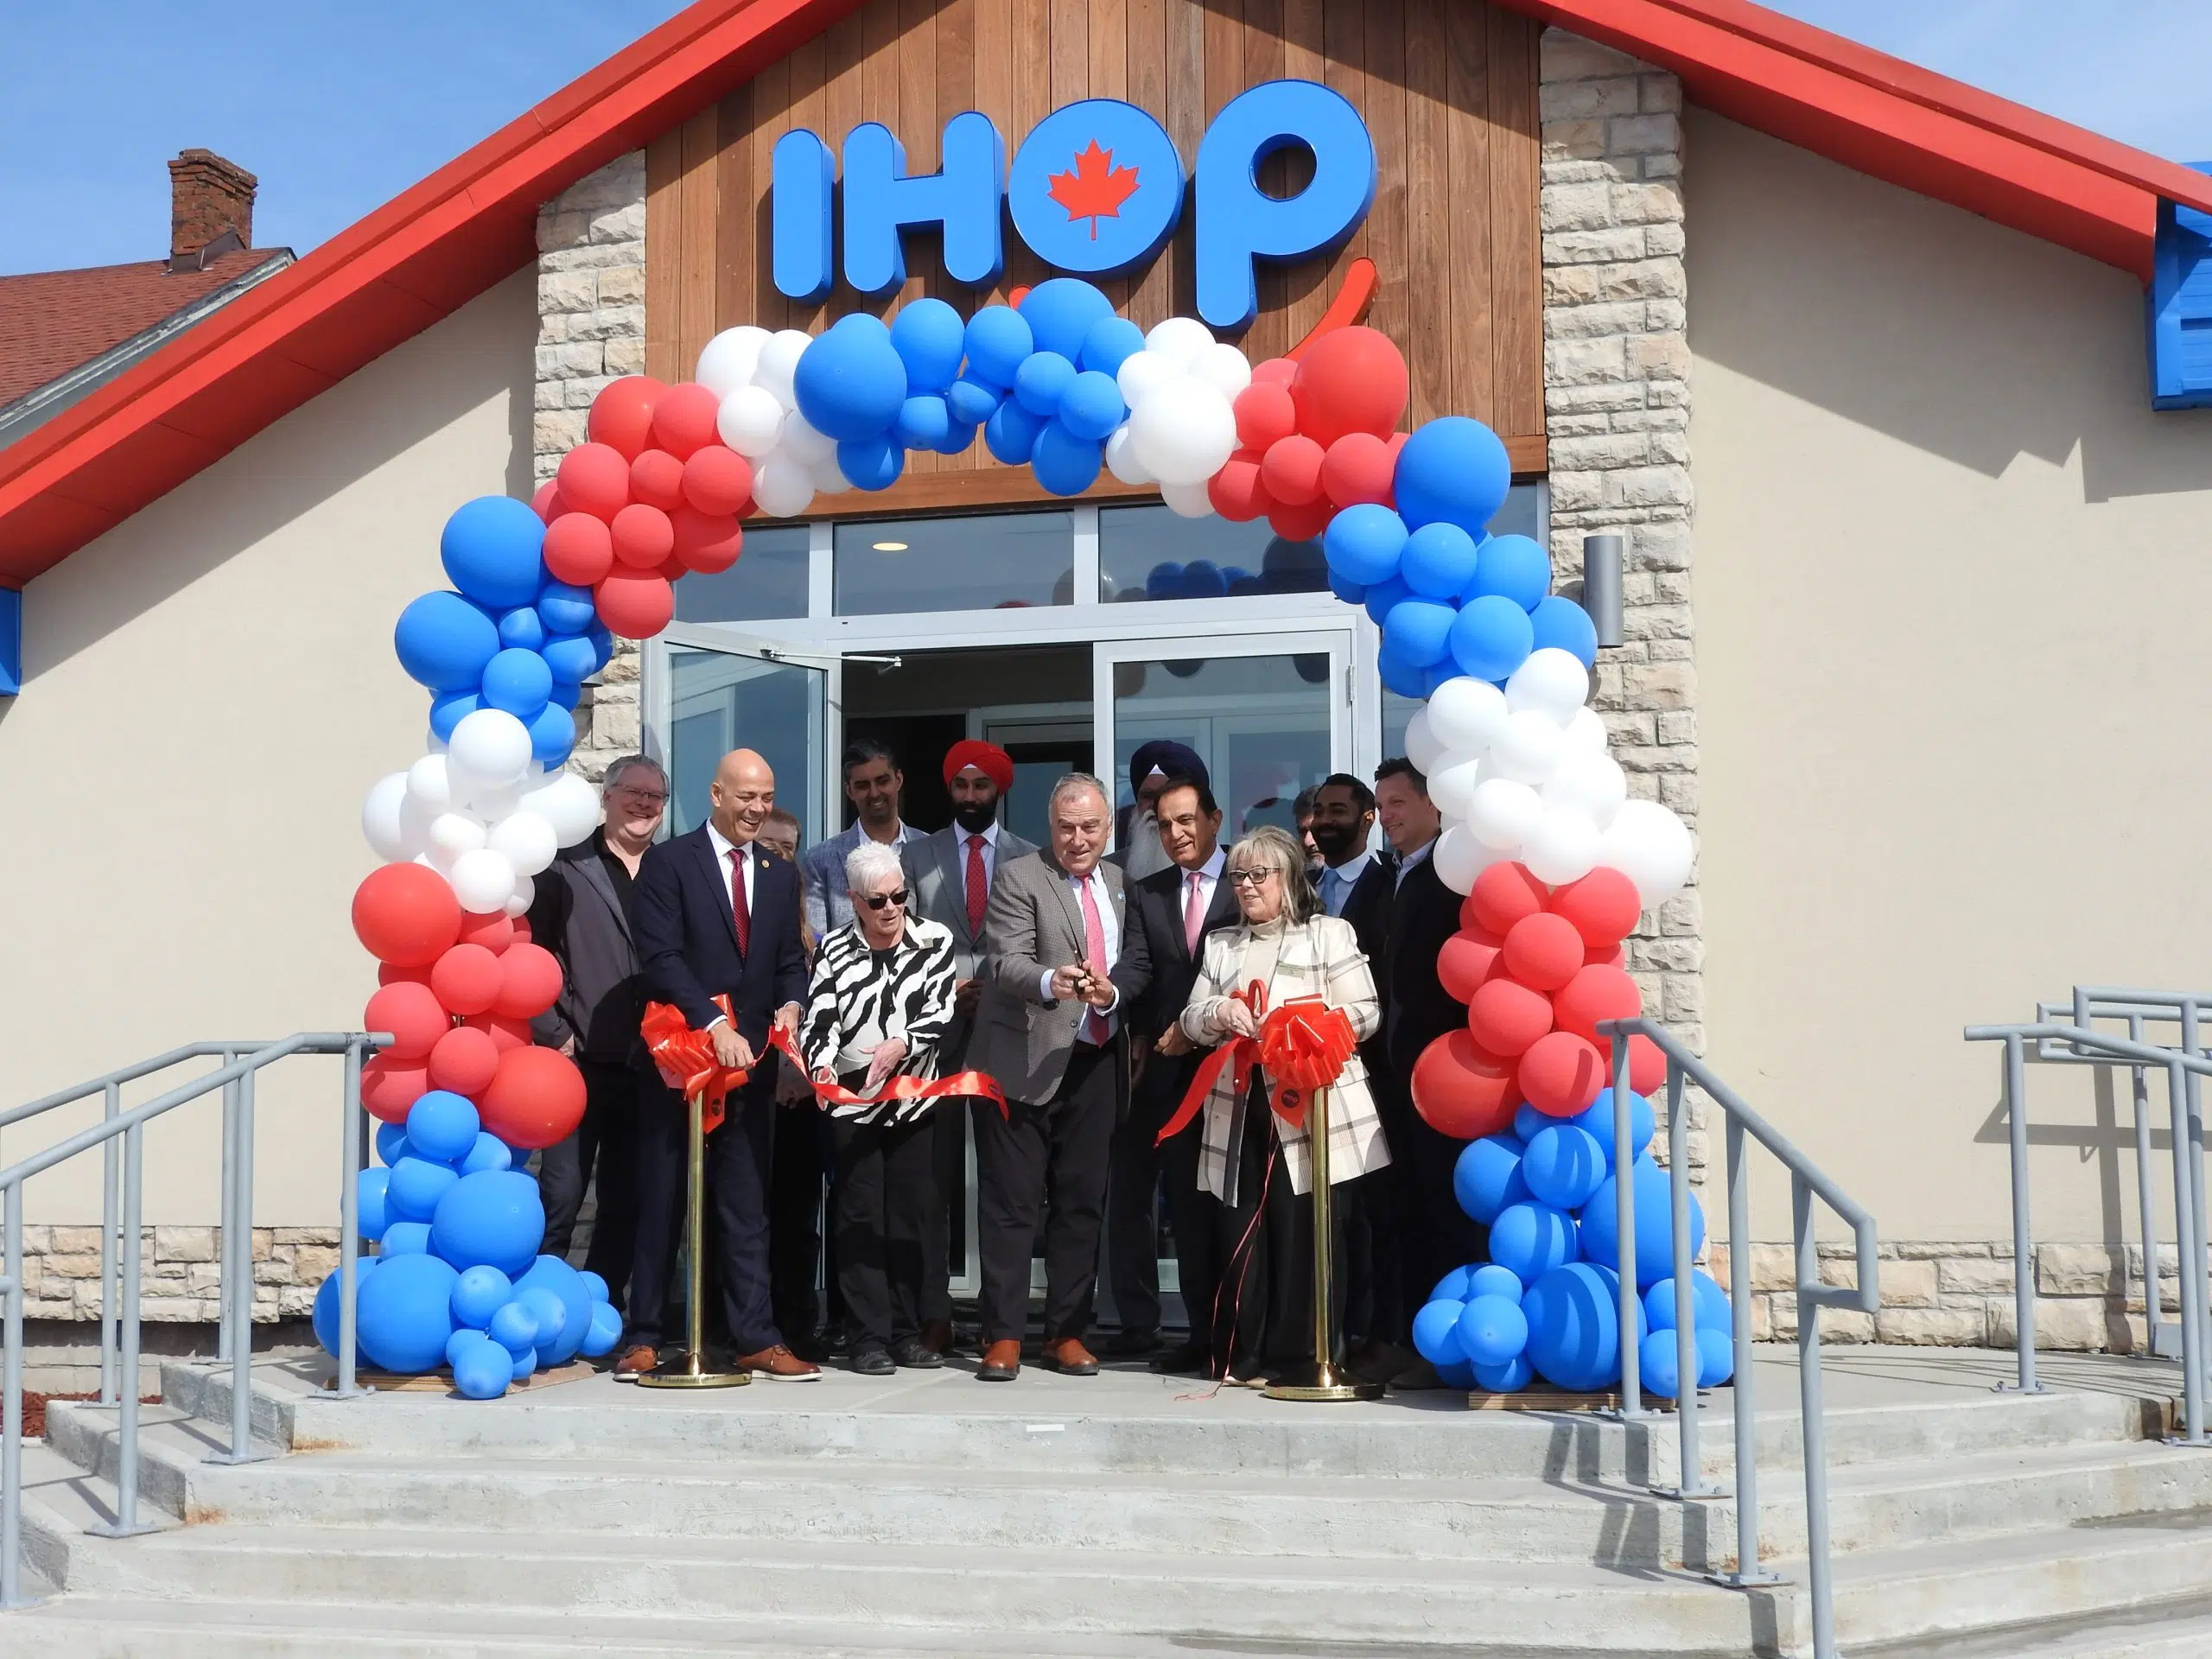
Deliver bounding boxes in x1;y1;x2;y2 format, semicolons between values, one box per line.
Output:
1687;110;2212;1248
0;270;536;1230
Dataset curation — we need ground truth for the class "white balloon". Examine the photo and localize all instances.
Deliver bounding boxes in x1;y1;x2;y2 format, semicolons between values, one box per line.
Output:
716;385;785;457
1487;709;1567;786
462;782;523;823
1467;778;1544;851
447;709;533;793
449;848;519;915
1563;706;1610;759
488;809;559;879
1426;677;1510;755
1129;381;1237;486
361;772;410;861
1543;751;1628;830
1103;423;1151;486
1144;316;1215;369
1600;799;1695;907
753;329;813;408
427;811;489;871
405;753;452;810
503;873;537;919
1159;479;1215;519
696;324;770;397
522;771;602;847
751;453;817;518
1506;648;1592;725
810;454;854;494
1189;341;1252;398
779;409;837;465
1522;806;1602;887
1115;350;1178;410
397;791;439;860
1402;709;1445;774
1427;754;1484;823
1432;825;1497;896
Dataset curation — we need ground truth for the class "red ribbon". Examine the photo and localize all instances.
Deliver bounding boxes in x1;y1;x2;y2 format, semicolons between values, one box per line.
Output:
1154;985;1357;1148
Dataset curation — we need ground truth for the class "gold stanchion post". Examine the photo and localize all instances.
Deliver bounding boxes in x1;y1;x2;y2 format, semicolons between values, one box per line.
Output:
1266;1084;1382;1402
638;1090;748;1389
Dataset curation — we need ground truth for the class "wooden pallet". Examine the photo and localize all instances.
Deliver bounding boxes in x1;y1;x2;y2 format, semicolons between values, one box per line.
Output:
322;1359;597;1395
1467;1389;1681;1412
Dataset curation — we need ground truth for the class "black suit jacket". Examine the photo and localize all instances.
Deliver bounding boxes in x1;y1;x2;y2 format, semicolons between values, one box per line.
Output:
1128;862;1244;1045
1332;853;1399;1084
1383;852;1467;1084
632;825;809;1050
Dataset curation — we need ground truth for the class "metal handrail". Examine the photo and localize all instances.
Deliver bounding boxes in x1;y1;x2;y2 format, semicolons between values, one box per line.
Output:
1597;1017;1879;1659
0;1032;383;1607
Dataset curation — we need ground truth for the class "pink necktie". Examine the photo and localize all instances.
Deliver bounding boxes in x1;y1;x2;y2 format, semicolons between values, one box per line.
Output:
1077;875;1111;1046
1184;870;1206;957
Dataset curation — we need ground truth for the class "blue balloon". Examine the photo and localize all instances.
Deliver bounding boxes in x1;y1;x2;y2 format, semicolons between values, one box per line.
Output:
794;315;907;442
429;690;480;743
441;496;547;611
1472;1353;1535;1393
445;1328;478;1368
541;633;598;686
1529;594;1599;668
836;435;906;493
1695;1324;1733;1387
1488;1201;1580;1284
1511;1103;1552;1143
1376;641;1429;700
1381;598;1456;669
1522;1124;1609;1211
488;1299;540;1355
1452;1135;1529;1224
1436;1357;1480;1389
1524;1262;1642;1392
1326;569;1367;605
386;1156;458;1224
517;1287;572;1361
1178;560;1228;600
511;1346;539;1383
963;306;1033;386
406;1091;480;1166
357;1166;393;1243
1400;523;1482;600
984;400;1045;465
579;1270;610;1305
938;419;978;457
889;297;967;393
355;1252;460;1374
374;1124;409;1166
311;1256;377;1358
536;581;597;638
1430;1266;1474;1303
461;1133;514;1175
582;1300;623;1358
1468;1263;1525;1306
1017;277;1114;361
1031;419;1103;496
479;647;552;717
395;592;499;695
1013;351;1077;418
451;1265;514;1331
380;1221;432;1256
893;395;952;452
586;622;614;674
1412;1299;1467;1365
1454;1295;1530;1368
1448;594;1535;683
1580;1160;1704;1290
528;702;577;768
516;1256;593;1365
946;374;1002;426
549;680;582;714
450;1330;512;1398
1144;562;1183;600
1323;503;1408;587
498;607;546;652
1467;534;1551;612
1394;416;1511;537
1057;370;1125;442
1638;1330;1687;1400
1644;1268;1731;1334
1571;1089;1656;1167
1078;315;1146;377
429;1169;544;1279
1363;574;1412;629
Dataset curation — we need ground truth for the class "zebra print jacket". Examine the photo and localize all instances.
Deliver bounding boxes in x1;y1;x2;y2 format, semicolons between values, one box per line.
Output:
798;916;958;1121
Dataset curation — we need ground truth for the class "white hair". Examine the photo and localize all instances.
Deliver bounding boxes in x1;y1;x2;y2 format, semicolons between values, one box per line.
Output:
846;840;906;893
1049;772;1109;817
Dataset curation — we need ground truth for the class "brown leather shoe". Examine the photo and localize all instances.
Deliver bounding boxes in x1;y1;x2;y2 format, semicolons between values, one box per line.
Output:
734;1343;822;1381
612;1344;656;1381
976;1338;1022;1382
1039;1338;1099;1376
918;1319;954;1354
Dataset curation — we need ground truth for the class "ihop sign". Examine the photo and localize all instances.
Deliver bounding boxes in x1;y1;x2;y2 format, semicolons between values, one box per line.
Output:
771;79;1376;331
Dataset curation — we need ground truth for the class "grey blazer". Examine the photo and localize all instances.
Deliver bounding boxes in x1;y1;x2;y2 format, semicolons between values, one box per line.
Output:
526;836;645;1064
902;824;1040;982
967;850;1153;1105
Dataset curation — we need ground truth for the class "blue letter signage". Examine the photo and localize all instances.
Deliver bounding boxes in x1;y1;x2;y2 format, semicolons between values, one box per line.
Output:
842;111;1007;297
1007;99;1185;277
1195;81;1376;330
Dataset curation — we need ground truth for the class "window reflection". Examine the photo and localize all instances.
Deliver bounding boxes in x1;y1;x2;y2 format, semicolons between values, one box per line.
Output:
1112;652;1333;841
834;512;1073;615
1099;505;1325;602
673;524;810;623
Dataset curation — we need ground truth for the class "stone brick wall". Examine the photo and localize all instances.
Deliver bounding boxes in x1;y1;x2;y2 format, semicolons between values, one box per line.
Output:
22;1226;338;1324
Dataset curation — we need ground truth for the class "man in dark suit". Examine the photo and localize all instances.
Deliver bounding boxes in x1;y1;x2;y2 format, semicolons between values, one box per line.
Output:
623;747;819;1381
1373;755;1478;1391
900;740;1038;1352
1118;773;1241;1374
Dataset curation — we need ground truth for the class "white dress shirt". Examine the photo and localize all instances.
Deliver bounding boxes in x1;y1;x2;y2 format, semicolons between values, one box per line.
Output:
1319;849;1373;917
1039;862;1124;1018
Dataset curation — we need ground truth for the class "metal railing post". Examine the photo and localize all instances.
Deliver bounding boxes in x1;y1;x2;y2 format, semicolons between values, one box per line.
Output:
2001;1033;2039;1392
218;1063;237;1365
2168;1057;2205;1445
1711;1116;1777;1587
2184;1001;2209;1368
3;1185;23;1608
2126;1014;2167;1357
210;1062;267;1465
90;1121;157;1539
98;1082;120;1408
1794;1175;1838;1659
336;1037;365;1400
1611;1035;1643;1418
1667;1061;1712;1495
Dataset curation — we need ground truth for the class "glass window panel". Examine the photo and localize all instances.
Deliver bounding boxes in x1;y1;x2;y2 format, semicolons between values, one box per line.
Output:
667;646;825;848
1382;689;1422;766
1097;504;1326;603
833;512;1073;615
672;524;810;623
1111;652;1334;843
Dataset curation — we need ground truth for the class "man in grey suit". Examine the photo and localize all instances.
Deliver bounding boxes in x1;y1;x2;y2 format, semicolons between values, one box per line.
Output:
800;738;928;938
965;772;1152;1382
901;740;1037;1352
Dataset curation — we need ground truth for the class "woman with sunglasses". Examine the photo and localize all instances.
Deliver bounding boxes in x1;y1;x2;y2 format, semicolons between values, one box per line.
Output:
797;840;958;1376
1177;825;1388;1382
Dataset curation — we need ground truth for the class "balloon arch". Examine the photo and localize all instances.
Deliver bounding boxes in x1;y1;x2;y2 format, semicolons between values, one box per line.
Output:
323;277;1701;1398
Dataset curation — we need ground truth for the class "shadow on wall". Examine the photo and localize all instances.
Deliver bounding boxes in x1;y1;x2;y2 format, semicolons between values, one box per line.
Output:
1682;111;2212;504
25;272;537;686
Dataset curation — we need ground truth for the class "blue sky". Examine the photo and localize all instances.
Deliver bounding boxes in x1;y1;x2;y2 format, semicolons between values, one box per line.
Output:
5;1;2208;276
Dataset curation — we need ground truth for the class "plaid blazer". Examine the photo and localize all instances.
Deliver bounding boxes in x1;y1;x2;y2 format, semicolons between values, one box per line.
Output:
1177;914;1389;1205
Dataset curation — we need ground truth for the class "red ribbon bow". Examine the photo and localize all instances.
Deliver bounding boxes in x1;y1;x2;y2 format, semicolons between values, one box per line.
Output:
1154;986;1358;1147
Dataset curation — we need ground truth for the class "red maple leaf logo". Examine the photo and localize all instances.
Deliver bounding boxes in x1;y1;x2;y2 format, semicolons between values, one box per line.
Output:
1047;140;1141;241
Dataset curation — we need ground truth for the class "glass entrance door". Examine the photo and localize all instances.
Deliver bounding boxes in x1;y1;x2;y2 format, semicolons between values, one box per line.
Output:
657;626;831;847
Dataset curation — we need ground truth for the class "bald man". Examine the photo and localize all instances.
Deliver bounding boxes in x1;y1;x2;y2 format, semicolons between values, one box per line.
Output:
626;748;818;1380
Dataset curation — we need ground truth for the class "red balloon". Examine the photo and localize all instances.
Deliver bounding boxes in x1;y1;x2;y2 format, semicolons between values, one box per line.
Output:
651;382;722;461
352;865;462;968
428;1025;500;1097
1386;431;1409;469
682;446;754;517
1470;861;1548;938
1468;976;1554;1058
1250;356;1298;388
1207;452;1273;522
363;981;450;1062
494;942;563;1020
1438;927;1503;1004
360;1057;429;1126
671;507;742;575
1627;1033;1666;1095
1319;431;1395;509
528;480;564;524
467;1013;536;1053
543;512;614;587
1411;1031;1520;1141
510;917;534;945
556;442;632;521
1519;1031;1607;1118
587;375;665;461
1551;867;1643;948
377;962;433;989
595;571;676;639
479;1046;588;1151
1260;434;1325;506
1267;496;1332;543
628;448;686;511
1291;325;1408;447
1233;382;1297;451
430;943;504;1018
611;502;675;570
1586;941;1626;969
1502;912;1585;992
456;911;514;955
1553;963;1643;1045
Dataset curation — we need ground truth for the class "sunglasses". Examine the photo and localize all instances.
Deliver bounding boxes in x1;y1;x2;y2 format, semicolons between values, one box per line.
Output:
860;889;910;911
1227;869;1276;887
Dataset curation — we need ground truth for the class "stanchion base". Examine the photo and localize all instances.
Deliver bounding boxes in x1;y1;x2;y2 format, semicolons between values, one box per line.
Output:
637;1351;750;1389
1708;1569;1786;1590
205;1446;276;1467
86;1521;165;1541
1263;1361;1383;1402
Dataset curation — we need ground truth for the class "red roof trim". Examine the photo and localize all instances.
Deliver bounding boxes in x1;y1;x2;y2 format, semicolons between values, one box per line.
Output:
1;0;2201;583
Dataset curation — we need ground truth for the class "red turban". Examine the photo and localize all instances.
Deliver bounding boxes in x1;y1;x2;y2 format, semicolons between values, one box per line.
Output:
944;740;1014;793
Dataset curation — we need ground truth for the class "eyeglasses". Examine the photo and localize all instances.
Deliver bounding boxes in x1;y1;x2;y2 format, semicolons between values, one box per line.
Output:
610;786;667;804
1226;869;1276;888
860;890;910;911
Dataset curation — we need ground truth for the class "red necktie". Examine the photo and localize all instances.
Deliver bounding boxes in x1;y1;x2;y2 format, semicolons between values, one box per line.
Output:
965;834;989;938
726;848;751;957
1077;875;1111;1046
1184;869;1206;957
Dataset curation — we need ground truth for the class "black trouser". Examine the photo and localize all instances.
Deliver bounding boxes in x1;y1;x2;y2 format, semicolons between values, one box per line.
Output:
1109;1056;1219;1340
1211;1083;1358;1373
626;1071;780;1355
536;1058;644;1310
973;1039;1121;1345
1375;1074;1483;1341
769;1098;841;1342
829;1092;939;1351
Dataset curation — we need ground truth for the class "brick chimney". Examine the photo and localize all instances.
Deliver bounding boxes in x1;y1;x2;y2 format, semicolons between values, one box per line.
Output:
168;149;257;271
